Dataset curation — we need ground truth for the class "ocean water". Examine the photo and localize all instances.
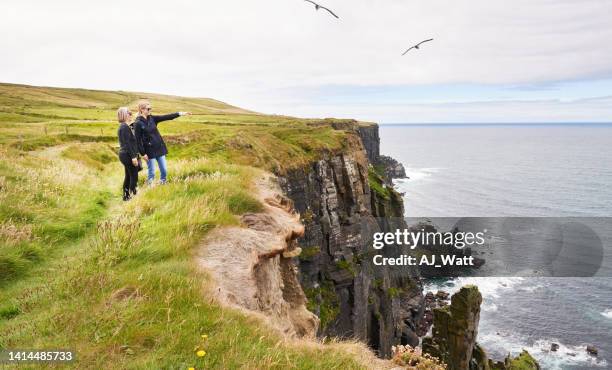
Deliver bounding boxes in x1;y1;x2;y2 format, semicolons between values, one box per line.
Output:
380;124;612;370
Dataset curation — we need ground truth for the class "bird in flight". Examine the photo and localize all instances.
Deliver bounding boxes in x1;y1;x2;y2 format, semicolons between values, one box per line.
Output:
303;0;339;19
402;38;434;55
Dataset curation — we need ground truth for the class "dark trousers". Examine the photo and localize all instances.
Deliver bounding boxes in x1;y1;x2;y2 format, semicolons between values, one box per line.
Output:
119;153;139;200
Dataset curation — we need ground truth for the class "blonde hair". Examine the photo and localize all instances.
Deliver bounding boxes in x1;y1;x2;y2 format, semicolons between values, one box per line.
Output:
117;107;131;123
137;100;150;115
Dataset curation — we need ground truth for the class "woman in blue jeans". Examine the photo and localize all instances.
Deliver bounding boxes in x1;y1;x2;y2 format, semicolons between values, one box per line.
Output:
134;100;191;184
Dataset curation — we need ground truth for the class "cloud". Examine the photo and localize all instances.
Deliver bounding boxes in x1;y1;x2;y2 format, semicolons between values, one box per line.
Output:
1;0;611;121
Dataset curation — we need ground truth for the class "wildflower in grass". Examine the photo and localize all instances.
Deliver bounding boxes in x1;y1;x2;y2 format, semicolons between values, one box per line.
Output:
201;334;208;339
196;350;206;357
188;367;195;370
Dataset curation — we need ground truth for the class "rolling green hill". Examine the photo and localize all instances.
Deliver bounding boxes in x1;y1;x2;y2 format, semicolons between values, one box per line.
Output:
0;82;372;369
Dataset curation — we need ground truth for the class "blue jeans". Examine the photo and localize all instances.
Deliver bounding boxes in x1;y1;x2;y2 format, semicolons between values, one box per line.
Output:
147;155;167;184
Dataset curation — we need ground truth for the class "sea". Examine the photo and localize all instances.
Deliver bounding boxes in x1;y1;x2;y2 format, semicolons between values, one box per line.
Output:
379;123;612;370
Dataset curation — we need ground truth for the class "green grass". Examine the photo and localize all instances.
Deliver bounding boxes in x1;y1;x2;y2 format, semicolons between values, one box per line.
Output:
368;166;390;200
61;143;117;170
2;159;362;368
387;287;403;299
304;280;341;331
335;259;356;277
0;82;372;369
506;350;540;370
299;246;321;260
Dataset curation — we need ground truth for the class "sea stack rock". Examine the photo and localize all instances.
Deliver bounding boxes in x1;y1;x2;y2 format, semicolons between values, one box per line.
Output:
422;285;483;369
423;285;540;370
586;345;598;356
490;350;541;370
550;343;559;352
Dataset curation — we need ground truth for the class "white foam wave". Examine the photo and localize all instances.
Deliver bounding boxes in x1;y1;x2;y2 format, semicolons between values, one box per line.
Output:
423;277;524;300
423;278;524;314
483;302;498;312
602;309;612;319
479;332;608;370
519;284;544;293
402;167;441;181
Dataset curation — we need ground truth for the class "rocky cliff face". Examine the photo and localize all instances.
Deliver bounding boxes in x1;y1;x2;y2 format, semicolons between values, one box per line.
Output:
278;122;423;358
356;124;407;182
356;124;380;164
377;155;407;181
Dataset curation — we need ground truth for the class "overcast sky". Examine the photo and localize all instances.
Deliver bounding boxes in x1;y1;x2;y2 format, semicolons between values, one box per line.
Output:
2;0;612;123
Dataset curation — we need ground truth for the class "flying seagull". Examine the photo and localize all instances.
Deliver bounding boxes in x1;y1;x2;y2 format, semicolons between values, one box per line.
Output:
303;0;339;19
402;38;434;55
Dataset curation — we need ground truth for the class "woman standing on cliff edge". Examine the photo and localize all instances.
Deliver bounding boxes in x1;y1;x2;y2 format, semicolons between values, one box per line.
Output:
117;107;140;201
134;100;191;185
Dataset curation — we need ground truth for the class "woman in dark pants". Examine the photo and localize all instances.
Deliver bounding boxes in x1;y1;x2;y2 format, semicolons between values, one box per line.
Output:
117;107;140;201
134;100;191;185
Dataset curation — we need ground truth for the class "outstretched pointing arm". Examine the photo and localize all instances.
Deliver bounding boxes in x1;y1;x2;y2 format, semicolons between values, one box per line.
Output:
152;112;192;124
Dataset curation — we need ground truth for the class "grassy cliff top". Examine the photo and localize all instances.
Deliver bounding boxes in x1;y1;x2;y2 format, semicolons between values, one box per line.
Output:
0;82;367;173
0;83;373;369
